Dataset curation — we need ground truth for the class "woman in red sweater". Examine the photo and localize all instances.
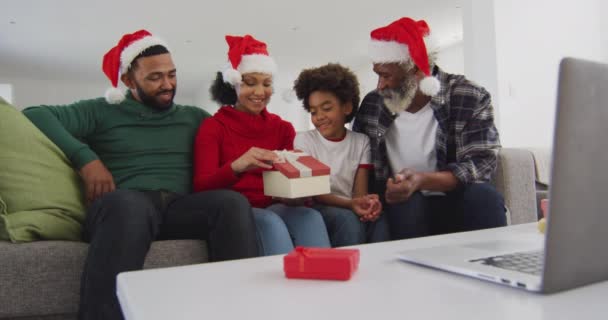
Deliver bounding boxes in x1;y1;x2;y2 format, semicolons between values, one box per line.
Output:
193;35;331;255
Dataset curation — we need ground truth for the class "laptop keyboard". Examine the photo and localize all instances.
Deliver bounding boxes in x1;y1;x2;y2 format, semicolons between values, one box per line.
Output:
471;250;544;275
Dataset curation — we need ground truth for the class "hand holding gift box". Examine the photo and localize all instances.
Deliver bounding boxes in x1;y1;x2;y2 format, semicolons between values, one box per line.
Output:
230;146;278;173
263;150;331;199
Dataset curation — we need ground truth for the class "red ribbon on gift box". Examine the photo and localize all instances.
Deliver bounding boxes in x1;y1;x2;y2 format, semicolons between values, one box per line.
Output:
272;151;330;179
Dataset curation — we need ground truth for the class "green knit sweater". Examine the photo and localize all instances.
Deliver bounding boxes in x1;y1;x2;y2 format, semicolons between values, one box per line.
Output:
23;94;210;194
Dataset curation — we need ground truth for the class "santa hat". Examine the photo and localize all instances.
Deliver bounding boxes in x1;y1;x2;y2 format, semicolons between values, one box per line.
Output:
102;29;169;104
369;17;440;96
221;34;277;86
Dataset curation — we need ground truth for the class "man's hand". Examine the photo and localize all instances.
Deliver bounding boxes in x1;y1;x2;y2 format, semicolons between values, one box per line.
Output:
79;160;115;204
231;147;278;174
385;169;422;204
352;194;383;222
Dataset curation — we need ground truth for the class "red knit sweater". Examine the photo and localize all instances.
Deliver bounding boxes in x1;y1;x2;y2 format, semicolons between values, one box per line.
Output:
193;106;295;208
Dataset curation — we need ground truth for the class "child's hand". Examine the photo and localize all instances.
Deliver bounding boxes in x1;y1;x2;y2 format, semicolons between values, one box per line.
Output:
351;196;370;217
364;195;382;222
368;194;383;217
352;195;382;222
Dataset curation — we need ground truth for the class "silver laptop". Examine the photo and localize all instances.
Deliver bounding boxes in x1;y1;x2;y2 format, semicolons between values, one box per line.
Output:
397;57;608;293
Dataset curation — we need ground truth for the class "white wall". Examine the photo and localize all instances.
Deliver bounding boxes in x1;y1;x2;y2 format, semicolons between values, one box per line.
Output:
436;42;465;75
0;84;13;104
357;64;379;107
0;76;197;110
465;0;604;149
495;0;603;148
2;77;106;110
462;0;501;129
602;1;608;61
194;80;220;115
264;71;310;132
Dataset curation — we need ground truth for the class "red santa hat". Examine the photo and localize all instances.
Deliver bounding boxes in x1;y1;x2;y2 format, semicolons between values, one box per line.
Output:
102;29;168;104
221;34;277;86
369;17;440;96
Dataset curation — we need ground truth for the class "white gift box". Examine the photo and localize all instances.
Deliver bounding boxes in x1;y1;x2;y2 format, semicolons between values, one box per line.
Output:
263;151;330;199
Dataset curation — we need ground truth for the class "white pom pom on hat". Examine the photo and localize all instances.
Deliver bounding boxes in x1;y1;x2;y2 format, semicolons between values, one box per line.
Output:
222;68;242;86
104;87;126;104
419;75;440;96
101;29;168;104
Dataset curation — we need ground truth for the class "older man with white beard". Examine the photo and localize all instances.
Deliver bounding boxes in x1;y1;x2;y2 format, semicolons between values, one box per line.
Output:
353;17;507;240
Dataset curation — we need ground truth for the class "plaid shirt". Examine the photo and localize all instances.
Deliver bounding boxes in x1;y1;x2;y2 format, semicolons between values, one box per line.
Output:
352;66;501;194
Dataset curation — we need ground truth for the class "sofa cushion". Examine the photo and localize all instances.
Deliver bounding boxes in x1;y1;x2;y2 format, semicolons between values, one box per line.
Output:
0;240;208;318
0;98;85;242
492;148;538;225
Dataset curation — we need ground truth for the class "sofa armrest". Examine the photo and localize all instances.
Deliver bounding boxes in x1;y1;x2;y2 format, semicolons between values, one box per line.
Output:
492;148;538;225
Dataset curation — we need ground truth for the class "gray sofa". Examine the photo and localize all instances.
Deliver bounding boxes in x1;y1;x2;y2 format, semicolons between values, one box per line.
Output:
0;148;540;320
492;148;539;225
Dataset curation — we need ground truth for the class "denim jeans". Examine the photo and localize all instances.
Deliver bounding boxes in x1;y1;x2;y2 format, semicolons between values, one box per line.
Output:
314;205;390;246
386;182;507;240
253;203;331;256
78;189;258;320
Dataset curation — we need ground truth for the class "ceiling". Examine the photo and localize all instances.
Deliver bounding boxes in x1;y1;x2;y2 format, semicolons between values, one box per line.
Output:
0;0;463;101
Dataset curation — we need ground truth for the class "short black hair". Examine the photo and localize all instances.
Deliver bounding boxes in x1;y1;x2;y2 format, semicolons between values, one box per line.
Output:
209;72;237;105
128;45;170;71
293;63;360;123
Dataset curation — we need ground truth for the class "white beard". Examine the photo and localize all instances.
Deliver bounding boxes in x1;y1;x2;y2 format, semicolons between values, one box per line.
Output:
379;79;418;114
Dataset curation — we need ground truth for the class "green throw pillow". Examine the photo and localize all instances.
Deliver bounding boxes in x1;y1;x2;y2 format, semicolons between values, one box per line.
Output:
0;97;85;242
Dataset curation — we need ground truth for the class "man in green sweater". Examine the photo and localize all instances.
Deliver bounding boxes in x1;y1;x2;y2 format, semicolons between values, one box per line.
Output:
23;30;259;320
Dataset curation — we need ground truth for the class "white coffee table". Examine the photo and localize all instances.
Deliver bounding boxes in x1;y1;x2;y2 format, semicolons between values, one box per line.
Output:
117;223;606;320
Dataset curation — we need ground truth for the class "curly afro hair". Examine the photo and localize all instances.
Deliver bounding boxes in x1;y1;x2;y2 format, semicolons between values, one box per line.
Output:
209;72;237;105
293;63;360;123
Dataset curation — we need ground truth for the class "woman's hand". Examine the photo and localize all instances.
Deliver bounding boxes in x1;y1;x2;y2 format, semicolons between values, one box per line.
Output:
231;147;278;174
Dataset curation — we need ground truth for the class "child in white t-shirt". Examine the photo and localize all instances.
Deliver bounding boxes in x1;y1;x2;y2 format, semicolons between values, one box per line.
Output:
293;63;388;246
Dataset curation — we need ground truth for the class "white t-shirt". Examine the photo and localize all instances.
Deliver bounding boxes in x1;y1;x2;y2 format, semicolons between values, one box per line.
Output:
385;103;438;174
294;129;372;199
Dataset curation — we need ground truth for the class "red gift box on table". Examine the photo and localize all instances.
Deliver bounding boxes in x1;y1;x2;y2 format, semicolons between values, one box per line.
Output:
263;151;330;199
283;247;360;281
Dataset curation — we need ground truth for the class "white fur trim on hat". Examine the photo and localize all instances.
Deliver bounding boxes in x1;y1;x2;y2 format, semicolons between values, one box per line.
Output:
222;68;242;86
120;36;168;74
369;40;410;63
237;54;277;76
105;87;126;104
419;76;440;96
